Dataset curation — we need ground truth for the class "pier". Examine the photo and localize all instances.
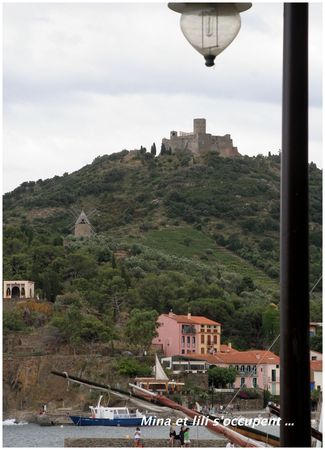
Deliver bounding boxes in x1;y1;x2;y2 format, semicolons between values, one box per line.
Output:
64;437;228;447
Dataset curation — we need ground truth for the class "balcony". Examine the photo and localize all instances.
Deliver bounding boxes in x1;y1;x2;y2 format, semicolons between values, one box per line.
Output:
182;325;196;334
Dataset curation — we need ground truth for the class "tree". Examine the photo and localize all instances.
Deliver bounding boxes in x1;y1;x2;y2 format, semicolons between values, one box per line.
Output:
65;252;98;279
125;309;159;351
160;143;167;155
3;310;27;333
208;366;237;388
259;238;274;252
239;276;255;293
111;253;117;269
42;269;62;301
50;306;116;346
310;329;322;352
116;358;152;377
262;304;280;344
151;143;157;156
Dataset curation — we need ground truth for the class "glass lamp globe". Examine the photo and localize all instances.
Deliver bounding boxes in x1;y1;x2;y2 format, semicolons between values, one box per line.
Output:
168;3;252;67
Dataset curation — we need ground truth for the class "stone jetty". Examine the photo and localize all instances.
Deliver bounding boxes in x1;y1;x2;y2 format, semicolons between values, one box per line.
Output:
64;438;228;447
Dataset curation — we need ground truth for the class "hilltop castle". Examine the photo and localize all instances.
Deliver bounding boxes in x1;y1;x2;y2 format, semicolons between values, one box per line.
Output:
162;118;240;157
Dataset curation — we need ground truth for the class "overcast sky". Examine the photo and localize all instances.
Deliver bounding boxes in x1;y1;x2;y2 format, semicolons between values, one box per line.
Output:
3;2;323;193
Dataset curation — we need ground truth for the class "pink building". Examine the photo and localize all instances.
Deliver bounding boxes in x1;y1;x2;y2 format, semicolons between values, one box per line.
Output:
152;312;221;357
194;350;280;395
162;349;280;395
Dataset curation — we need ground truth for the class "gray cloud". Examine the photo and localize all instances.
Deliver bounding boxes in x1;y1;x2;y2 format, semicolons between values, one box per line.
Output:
3;2;322;193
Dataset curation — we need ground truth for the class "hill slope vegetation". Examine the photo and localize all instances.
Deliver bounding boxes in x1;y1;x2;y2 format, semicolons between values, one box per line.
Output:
3;149;322;351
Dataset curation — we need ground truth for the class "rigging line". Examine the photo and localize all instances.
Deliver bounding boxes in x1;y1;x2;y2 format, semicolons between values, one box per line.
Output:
310;275;322;295
223;333;280;412
223;275;321;411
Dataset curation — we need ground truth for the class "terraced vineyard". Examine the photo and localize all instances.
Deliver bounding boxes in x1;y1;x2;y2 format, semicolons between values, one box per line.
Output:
140;227;278;291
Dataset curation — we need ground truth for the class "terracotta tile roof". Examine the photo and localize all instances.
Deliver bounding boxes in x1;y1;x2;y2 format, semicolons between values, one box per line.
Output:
310;360;323;372
220;344;239;354
189;350;280;365
163;314;220;325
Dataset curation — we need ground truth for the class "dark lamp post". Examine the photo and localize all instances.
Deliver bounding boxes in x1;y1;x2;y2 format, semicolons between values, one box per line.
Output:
168;2;311;446
280;3;310;447
168;3;252;66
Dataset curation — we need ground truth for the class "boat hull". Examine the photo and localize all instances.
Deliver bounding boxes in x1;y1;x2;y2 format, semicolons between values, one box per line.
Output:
69;416;146;426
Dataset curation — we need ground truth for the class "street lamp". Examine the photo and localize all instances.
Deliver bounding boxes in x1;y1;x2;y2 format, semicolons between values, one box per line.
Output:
168;3;251;66
168;3;310;447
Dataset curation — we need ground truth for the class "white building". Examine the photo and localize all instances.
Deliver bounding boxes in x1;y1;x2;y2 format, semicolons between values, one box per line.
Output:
3;280;35;299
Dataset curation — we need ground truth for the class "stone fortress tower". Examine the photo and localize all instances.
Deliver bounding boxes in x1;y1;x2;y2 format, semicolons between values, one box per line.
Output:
162;118;240;157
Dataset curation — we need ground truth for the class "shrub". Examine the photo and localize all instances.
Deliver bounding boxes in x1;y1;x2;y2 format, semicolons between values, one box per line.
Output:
17;300;53;316
239;388;260;399
208;366;237;388
259;238;274;251
116;358;152;377
3;310;27;333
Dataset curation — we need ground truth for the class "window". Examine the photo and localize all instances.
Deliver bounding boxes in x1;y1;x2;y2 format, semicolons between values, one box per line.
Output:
235;365;239;372
201;348;204;354
214;335;218;344
246;365;251;374
182;325;196;334
253;378;257;388
181;336;185;345
187;336;191;347
201;335;205;344
181;349;185;354
6;287;10;296
192;336;196;346
311;356;317;361
271;369;276;382
240;365;245;373
240;378;245;387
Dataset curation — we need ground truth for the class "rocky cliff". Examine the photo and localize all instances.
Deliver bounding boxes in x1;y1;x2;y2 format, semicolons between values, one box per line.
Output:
3;351;126;418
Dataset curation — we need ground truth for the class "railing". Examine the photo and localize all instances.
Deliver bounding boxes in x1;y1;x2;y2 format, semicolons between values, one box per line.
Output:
238;371;257;377
182;325;196;334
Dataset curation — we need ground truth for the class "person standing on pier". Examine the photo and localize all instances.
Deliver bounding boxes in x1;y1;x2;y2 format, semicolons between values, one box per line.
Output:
169;424;177;446
184;427;191;447
179;425;186;447
133;427;142;447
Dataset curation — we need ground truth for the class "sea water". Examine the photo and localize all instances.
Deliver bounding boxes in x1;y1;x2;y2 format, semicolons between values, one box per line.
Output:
3;422;223;447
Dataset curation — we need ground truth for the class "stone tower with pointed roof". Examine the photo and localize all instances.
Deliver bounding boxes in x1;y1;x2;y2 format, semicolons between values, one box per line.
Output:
74;210;92;237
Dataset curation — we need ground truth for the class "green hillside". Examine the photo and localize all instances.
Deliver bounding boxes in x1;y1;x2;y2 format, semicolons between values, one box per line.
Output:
138;227;278;290
3;149;322;350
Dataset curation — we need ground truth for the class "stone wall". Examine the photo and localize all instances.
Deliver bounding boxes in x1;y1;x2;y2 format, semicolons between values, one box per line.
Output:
162;119;240;157
211;391;263;411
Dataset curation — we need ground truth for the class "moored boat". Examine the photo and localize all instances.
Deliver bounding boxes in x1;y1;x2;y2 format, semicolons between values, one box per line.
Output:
69;395;155;426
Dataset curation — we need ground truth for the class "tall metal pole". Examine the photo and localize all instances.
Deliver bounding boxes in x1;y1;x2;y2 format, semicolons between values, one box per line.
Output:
280;3;310;447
